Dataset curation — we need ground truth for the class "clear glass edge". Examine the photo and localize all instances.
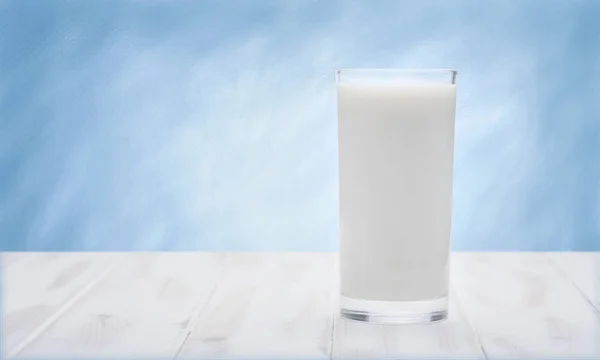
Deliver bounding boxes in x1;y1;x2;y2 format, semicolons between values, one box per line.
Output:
335;68;458;84
336;68;458;75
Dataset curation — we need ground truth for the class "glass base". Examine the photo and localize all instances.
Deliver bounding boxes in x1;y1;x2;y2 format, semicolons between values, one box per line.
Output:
340;294;448;325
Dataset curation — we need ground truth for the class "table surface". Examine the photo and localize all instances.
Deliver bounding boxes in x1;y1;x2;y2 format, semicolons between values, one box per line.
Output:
1;252;598;359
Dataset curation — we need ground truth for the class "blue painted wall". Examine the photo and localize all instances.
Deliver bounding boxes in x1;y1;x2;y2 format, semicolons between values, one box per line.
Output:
1;0;598;251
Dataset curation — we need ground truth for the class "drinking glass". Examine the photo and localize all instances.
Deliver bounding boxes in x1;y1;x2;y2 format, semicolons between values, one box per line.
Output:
337;69;458;324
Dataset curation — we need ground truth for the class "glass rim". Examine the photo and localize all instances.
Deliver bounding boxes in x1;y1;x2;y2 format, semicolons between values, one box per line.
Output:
336;68;457;85
336;68;457;75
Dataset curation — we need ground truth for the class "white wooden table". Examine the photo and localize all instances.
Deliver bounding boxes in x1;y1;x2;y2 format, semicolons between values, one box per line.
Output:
2;252;598;359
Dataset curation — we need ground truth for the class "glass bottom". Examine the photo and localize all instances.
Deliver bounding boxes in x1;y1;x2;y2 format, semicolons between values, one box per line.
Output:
340;294;448;325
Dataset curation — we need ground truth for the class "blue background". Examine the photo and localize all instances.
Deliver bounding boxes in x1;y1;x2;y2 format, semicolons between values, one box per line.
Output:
0;0;598;251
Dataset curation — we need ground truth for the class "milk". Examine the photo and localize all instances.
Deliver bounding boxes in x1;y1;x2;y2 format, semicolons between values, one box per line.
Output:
337;81;456;302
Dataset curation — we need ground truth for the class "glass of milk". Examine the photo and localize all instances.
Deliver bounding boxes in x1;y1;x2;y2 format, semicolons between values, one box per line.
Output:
337;69;457;324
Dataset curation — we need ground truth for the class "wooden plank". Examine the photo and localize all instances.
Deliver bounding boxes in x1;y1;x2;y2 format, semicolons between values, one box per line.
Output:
453;252;600;359
1;252;28;268
546;252;599;312
13;253;227;359
2;252;121;358
331;287;485;359
7;252;597;359
177;253;335;359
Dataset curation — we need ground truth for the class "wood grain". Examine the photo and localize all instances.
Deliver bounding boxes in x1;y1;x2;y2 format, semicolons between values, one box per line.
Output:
3;252;598;359
178;253;335;359
2;252;120;358
13;253;227;359
546;252;599;313
1;252;28;268
452;252;600;359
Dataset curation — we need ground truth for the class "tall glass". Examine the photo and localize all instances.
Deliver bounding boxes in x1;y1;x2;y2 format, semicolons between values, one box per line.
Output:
337;69;457;324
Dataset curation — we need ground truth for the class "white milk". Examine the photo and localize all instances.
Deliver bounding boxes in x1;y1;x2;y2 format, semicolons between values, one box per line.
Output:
337;81;456;302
